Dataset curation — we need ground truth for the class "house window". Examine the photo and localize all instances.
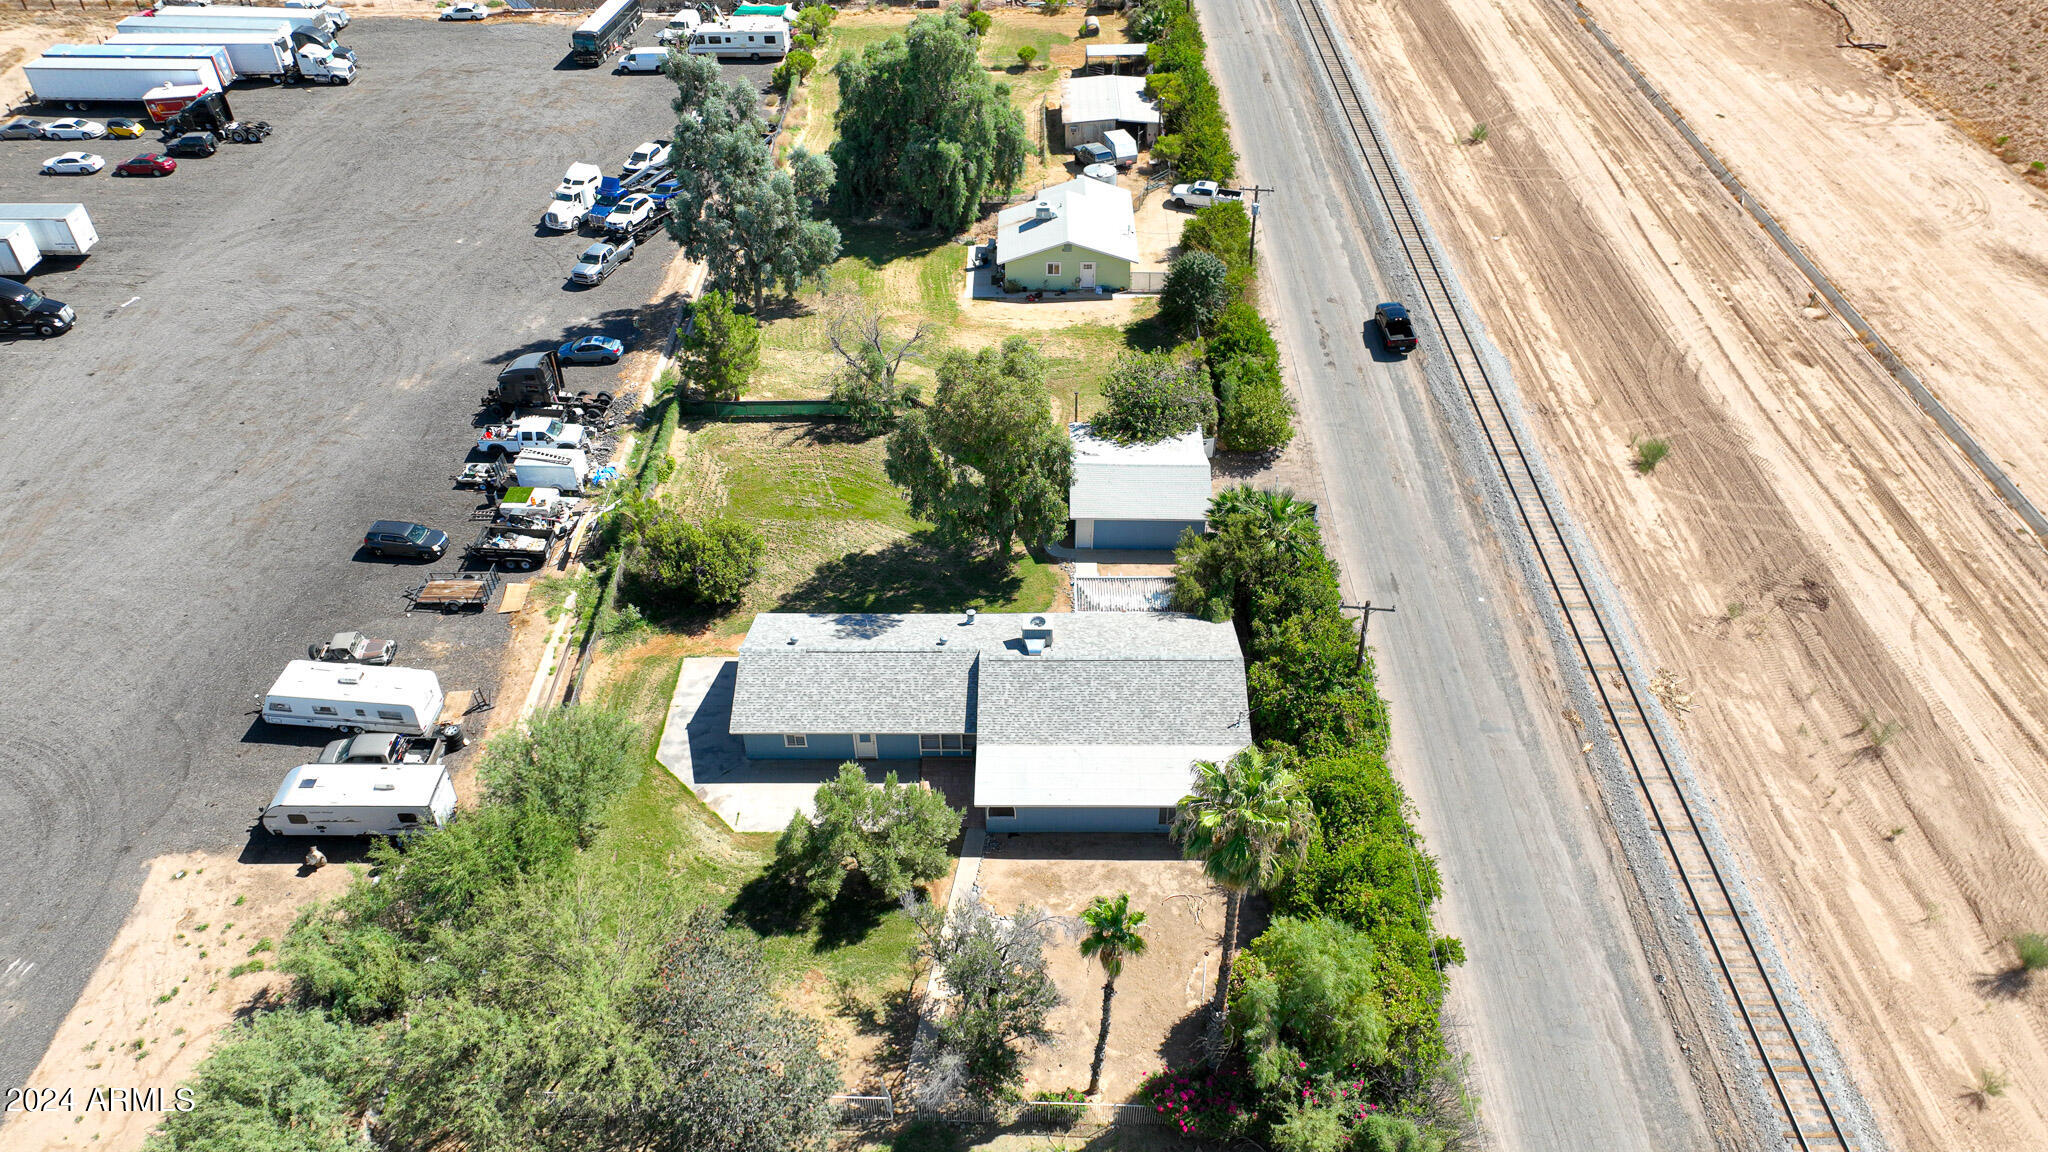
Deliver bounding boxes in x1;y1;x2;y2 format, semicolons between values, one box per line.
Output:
377;710;403;722
988;807;1016;819
1157;807;1177;825
1046;262;1061;277
313;705;339;716
397;813;418;824
784;734;808;748
287;814;309;825
268;702;292;712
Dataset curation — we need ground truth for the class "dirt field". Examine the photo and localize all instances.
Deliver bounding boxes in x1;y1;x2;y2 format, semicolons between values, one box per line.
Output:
1323;0;2048;1147
1851;0;2048;177
972;834;1229;1103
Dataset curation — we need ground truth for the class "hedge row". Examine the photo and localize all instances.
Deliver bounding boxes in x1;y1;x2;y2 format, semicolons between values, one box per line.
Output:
1134;0;1238;183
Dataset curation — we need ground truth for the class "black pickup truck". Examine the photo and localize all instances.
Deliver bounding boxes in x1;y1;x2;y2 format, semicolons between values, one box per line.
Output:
1371;302;1419;355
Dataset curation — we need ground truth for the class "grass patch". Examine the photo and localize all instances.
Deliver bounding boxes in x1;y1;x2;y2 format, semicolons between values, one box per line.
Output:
1857;712;1905;750
2014;932;2048;972
1631;436;1671;474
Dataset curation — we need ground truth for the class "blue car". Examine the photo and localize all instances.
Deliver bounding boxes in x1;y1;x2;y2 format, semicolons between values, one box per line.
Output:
560;335;625;365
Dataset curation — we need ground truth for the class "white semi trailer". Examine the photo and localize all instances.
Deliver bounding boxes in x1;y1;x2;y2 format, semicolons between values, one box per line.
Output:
24;56;223;109
0;205;101;258
121;8;347;51
41;42;239;86
0;224;37;279
107;30;349;82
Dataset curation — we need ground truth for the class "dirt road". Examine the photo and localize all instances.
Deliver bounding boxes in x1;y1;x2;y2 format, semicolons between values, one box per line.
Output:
1319;0;2048;1146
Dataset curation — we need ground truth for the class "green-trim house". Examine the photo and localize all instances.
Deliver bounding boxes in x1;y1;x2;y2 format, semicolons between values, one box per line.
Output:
996;177;1140;292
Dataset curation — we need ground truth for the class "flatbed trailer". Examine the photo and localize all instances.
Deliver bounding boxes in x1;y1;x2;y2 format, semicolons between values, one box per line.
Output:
463;524;559;572
405;569;500;613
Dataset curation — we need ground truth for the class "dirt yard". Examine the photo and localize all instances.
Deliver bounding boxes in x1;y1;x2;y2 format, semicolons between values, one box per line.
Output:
1317;0;2048;1147
972;834;1229;1103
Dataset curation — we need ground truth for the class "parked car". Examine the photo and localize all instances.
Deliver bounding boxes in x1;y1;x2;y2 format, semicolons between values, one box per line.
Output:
40;118;106;141
40;152;104;175
440;0;489;17
559;335;624;365
570;238;634;285
317;732;410;765
166;131;219;158
623;140;671;173
1371;302;1418;354
104;118;145;139
0;119;47;140
307;630;398;665
618;46;670;72
603;192;655;233
113;153;176;177
361;520;449;560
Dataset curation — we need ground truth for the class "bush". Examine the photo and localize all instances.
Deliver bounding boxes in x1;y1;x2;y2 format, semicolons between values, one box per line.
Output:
478;706;643;846
630;512;766;608
797;2;834;38
963;8;991;36
1092;351;1214;444
2016;932;2048;972
1206;301;1279;371
1216;357;1295;452
1016;44;1037;68
147;1010;377;1152
891;1119;963;1152
774;49;817;93
1180;199;1252;271
1161;250;1231;335
1231;918;1390;1090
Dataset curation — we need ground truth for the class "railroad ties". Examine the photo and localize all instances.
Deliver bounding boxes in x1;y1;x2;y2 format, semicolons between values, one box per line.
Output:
1283;0;1855;1147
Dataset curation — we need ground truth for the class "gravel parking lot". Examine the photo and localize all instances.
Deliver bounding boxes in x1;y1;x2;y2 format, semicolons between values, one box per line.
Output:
0;17;762;1092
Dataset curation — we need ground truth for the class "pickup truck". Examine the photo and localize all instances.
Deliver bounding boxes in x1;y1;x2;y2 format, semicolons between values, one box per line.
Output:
477;415;585;457
1168;180;1247;209
1371;301;1419;354
307;630;397;665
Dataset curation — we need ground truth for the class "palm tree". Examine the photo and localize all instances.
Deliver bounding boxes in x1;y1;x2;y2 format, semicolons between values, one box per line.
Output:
1207;486;1318;560
1079;893;1149;1097
1171;746;1316;1030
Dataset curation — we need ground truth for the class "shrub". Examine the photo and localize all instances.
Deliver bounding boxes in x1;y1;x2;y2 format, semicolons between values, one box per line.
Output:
678;289;760;401
1016;44;1037;68
148;1010;377;1152
891;1119;963;1152
630;513;766;608
1631;436;1670;474
478;707;643;847
1180;199;1252;271
1161;250;1231;334
797;2;834;38
1216;357;1295;452
1092;351;1215;444
2015;932;2048;972
963;8;991;36
1206;300;1279;370
1231;918;1390;1090
774;49;817;93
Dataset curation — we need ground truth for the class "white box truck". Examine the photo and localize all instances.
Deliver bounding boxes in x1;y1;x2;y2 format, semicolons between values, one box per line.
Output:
260;763;457;837
0;204;98;257
0;224;37;279
106;31;292;80
260;660;446;736
513;447;592;493
23;56;222;108
42;42;238;86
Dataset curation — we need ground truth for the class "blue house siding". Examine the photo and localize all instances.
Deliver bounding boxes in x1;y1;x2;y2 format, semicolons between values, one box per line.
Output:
1087;518;1204;550
741;733;934;760
985;806;1174;834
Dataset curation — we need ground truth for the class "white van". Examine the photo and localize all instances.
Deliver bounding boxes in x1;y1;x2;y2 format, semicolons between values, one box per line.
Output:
260;763;457;837
260;660;445;736
618;46;669;73
686;16;788;60
514;447;591;493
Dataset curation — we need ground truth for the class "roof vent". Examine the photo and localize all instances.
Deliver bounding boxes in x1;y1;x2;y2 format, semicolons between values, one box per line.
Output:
787;634;799;645
374;783;395;791
1034;200;1055;221
1021;615;1053;654
965;608;978;625
936;636;948;646
335;670;362;685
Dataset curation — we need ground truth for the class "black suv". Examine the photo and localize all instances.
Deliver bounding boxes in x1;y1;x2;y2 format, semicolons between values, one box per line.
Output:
1372;302;1419;355
363;520;449;560
166;131;218;158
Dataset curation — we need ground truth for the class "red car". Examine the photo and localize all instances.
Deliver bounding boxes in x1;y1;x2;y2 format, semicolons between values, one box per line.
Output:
113;153;176;177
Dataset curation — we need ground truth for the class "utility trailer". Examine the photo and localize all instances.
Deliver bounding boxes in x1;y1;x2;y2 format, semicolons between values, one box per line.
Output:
406;569;501;613
453;458;514;493
463;523;560;572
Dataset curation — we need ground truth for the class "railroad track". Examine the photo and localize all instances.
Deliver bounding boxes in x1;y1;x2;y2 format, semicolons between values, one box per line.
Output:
1282;0;1856;1146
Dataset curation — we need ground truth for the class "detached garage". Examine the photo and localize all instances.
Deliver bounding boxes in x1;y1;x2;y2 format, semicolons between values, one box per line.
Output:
1068;422;1212;550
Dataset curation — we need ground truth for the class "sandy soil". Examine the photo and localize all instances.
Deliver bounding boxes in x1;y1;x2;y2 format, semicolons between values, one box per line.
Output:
1324;0;2048;1146
1850;0;2048;178
3;851;356;1152
973;834;1228;1103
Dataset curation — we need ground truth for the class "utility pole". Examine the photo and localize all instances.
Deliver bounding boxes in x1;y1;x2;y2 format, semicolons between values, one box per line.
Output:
1341;601;1397;669
1241;184;1275;266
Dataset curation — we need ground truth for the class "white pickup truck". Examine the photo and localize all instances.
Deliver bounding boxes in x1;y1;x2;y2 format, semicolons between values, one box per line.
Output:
477;415;585;457
1168;180;1247;209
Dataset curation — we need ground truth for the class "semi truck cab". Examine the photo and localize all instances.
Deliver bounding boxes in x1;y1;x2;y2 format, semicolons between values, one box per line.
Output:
0;277;74;337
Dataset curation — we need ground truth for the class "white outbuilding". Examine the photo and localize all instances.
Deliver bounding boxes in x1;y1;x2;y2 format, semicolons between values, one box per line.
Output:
1068;422;1212;550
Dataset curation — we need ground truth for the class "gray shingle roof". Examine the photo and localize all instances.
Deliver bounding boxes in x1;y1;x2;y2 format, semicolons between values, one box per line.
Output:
728;611;1245;738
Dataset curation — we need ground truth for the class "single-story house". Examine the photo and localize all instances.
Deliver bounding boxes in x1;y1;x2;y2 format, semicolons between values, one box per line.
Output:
996;178;1140;292
1069;422;1211;550
727;610;1251;833
1061;74;1162;149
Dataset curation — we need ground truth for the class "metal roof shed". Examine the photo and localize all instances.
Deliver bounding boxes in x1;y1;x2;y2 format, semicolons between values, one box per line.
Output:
1068;423;1212;550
